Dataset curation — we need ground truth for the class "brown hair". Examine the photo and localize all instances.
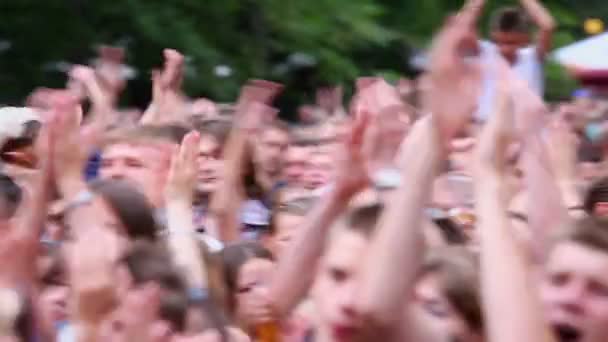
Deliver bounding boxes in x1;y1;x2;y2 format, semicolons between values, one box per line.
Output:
121;241;188;331
421;247;482;332
90;179;158;241
342;202;384;238
267;195;318;236
102;123;191;149
490;7;532;34
194;119;232;149
220;242;274;316
551;216;608;254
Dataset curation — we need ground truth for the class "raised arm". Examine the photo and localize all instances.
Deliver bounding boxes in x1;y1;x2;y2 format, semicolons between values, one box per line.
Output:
209;82;281;242
140;49;189;125
475;68;555;342
356;117;442;333
165;131;209;288
356;0;483;333
519;0;556;59
513;75;570;261
268;112;370;317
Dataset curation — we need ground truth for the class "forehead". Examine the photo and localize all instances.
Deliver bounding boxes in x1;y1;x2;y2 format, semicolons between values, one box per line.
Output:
102;142;166;160
324;229;369;268
238;258;275;283
199;135;220;150
286;145;309;159
547;242;608;278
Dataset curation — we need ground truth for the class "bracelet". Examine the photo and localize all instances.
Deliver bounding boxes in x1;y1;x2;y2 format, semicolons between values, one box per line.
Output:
63;189;95;214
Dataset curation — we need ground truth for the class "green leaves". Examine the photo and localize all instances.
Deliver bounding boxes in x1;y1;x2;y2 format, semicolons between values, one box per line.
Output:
0;0;601;106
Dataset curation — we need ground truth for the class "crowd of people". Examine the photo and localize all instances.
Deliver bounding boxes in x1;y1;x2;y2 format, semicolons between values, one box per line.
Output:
1;0;608;341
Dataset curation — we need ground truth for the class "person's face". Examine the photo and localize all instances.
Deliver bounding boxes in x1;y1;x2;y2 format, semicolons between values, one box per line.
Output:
491;31;530;63
312;230;368;342
38;283;69;332
197;135;224;196
88;197;131;246
272;212;304;258
541;242;608;342
256;128;289;176
283;146;309;187
303;153;334;190
414;273;481;342
235;258;275;328
100;143;171;208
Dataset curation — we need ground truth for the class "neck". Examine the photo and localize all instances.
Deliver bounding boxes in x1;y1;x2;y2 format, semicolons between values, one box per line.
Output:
256;170;279;193
194;193;209;206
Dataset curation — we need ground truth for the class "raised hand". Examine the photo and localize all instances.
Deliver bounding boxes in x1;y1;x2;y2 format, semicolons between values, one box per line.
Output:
427;0;484;143
166;131;201;203
161;49;185;91
48;94;91;196
238;79;283;106
476;61;515;177
334;109;371;199
96;45;128;96
236;80;282;133
544;118;578;182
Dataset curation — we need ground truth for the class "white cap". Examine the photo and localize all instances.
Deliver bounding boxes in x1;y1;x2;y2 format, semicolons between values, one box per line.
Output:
0;107;40;148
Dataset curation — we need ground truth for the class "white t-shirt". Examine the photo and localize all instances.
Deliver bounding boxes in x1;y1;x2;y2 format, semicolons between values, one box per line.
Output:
476;41;544;121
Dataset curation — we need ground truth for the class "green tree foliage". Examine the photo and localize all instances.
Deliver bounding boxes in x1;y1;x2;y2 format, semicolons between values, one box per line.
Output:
0;0;603;107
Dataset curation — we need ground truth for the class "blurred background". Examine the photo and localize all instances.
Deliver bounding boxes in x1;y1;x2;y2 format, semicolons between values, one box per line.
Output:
0;0;605;118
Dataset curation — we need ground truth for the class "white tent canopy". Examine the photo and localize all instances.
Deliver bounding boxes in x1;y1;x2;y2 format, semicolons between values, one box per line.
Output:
552;32;608;70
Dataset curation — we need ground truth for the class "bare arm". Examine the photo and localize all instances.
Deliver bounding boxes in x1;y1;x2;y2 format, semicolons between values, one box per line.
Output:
520;0;556;59
520;133;569;261
166;132;208;288
208;109;254;243
209;83;281;242
475;72;555;342
268;113;370;317
356;117;442;330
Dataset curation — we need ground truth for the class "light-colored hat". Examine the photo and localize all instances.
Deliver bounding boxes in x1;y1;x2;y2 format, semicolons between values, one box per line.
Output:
0;107;40;149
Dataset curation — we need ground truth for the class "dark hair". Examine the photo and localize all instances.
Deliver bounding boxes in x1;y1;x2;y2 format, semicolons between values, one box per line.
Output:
267;196;317;235
194;119;232;149
90;179;158;241
121;241;188;331
432;218;469;245
421;247;482;332
0;173;22;219
220;242;274;315
343;202;384;238
490;7;532;34
584;177;608;215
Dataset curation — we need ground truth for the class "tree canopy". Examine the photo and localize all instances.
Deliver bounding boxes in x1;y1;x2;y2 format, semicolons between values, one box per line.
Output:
0;0;603;111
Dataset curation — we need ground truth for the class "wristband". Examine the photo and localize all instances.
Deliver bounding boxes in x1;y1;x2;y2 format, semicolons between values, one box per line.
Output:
63;189;94;214
585;123;604;143
188;287;209;303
